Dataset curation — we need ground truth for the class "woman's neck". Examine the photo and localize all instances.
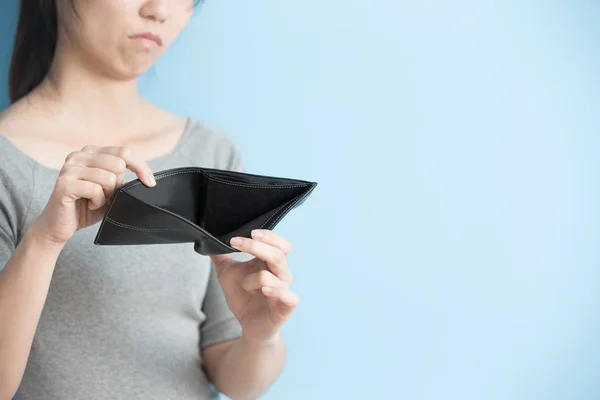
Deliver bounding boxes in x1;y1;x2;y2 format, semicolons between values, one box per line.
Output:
29;43;152;140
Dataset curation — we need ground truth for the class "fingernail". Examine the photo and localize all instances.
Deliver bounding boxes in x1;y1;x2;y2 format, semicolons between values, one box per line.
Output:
262;286;274;294
147;174;156;186
252;230;264;238
230;237;244;247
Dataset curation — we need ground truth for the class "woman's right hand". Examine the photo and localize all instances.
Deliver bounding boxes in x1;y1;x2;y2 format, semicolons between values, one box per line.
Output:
30;145;156;245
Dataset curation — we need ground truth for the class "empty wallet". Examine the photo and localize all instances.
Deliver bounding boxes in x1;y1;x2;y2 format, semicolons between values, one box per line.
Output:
93;167;317;255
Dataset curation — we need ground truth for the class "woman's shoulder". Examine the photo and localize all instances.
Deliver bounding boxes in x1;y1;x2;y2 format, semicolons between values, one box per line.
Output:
0;133;37;223
0;133;37;241
0;105;40;180
178;118;245;171
0;112;38;182
0;133;37;185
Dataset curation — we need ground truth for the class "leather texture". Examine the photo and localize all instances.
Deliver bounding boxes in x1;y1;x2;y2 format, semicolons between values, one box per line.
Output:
93;167;317;255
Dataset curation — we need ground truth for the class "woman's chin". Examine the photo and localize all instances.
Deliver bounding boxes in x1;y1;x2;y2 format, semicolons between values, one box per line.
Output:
110;54;161;80
111;64;154;81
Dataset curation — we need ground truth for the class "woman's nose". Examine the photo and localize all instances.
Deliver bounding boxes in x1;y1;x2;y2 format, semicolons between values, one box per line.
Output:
140;0;170;23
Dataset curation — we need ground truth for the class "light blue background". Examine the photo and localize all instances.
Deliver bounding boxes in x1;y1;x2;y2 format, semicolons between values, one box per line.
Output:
1;1;599;399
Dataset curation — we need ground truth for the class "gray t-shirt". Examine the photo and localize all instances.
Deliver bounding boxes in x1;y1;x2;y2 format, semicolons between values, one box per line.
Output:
0;119;244;399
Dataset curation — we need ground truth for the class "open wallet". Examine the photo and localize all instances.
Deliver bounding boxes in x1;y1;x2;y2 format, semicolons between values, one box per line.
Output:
93;167;317;255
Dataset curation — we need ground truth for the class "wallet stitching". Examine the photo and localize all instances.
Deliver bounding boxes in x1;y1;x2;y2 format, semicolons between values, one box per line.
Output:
104;218;233;253
124;169;311;190
203;175;310;190
97;191;234;253
263;188;315;229
95;190;123;242
259;197;299;230
259;202;291;230
105;217;187;232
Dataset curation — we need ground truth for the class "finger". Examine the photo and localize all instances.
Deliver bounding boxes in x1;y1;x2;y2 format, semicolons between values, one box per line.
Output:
86;153;127;177
65;152;127;178
61;165;119;198
86;154;126;194
99;146;155;187
242;270;281;294
107;173;125;207
262;286;300;313
230;237;293;283
56;176;106;210
81;145;101;155
64;150;92;166
251;229;292;255
115;173;124;189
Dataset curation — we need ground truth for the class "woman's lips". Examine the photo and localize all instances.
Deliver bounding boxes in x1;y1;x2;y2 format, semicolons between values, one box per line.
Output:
129;32;163;47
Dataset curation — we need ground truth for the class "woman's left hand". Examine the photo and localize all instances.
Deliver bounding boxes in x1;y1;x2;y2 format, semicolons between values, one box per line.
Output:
209;229;299;344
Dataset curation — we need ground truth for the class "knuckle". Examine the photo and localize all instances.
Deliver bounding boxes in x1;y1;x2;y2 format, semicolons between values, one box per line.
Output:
55;175;74;193
258;270;271;285
117;159;127;171
106;172;118;187
60;164;75;175
272;250;286;265
93;184;104;197
82;145;98;153
118;146;131;159
64;151;79;163
55;174;70;187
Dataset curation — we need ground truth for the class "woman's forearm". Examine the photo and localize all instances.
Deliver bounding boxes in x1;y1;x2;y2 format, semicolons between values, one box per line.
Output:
0;226;63;399
212;334;287;400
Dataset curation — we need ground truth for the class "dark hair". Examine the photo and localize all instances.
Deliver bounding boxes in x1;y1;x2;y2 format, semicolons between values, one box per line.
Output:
9;0;58;103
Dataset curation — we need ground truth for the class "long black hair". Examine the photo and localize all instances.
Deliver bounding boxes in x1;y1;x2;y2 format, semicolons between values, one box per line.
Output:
9;0;58;103
8;0;203;104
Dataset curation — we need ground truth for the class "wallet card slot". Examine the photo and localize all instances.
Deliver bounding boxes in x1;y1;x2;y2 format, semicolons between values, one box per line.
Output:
125;171;207;227
216;198;294;244
260;186;315;230
216;186;315;243
201;178;310;238
104;217;187;233
206;175;308;189
202;169;309;189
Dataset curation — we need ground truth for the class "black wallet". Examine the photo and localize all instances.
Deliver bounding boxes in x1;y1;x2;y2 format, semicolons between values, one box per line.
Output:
93;167;317;255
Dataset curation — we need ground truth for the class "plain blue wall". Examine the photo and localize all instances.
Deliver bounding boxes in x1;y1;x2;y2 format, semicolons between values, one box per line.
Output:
2;1;600;399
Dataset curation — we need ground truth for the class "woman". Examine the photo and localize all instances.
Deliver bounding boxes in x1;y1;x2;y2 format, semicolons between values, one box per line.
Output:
0;1;299;399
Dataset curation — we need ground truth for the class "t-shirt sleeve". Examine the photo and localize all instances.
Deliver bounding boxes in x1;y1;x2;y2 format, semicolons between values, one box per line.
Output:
0;217;17;272
0;154;34;272
225;141;245;173
199;264;242;349
199;133;245;348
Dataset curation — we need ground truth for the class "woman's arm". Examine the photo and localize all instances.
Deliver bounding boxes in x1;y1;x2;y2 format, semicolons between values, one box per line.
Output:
0;145;154;400
0;226;64;400
203;334;287;400
202;230;301;400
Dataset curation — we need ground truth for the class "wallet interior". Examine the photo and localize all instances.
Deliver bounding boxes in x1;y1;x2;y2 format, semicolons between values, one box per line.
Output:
123;168;314;243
